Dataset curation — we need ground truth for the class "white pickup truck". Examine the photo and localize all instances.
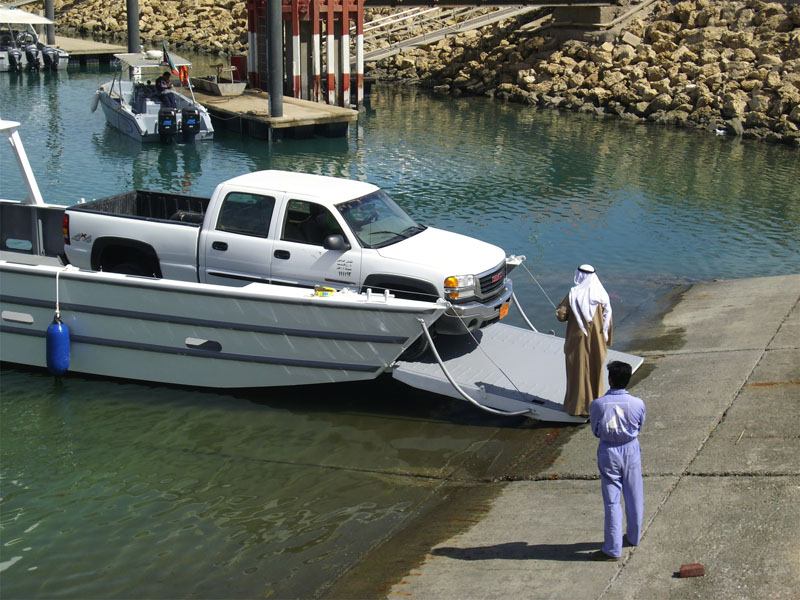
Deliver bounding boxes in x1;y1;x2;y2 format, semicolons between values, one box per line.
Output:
63;170;522;338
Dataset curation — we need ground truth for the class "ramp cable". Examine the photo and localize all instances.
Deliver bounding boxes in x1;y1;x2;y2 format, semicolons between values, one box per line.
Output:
417;318;532;417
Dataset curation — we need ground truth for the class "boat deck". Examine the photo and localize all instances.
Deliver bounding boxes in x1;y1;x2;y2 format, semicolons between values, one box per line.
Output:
184;88;359;140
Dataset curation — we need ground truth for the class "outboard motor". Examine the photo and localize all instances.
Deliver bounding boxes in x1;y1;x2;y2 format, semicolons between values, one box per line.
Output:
42;47;59;71
7;48;23;72
24;43;40;71
158;107;177;144
181;107;200;141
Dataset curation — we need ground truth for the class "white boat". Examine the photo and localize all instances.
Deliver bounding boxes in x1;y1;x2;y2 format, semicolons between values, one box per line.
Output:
94;51;214;143
0;119;644;422
0;118;445;388
0;6;69;72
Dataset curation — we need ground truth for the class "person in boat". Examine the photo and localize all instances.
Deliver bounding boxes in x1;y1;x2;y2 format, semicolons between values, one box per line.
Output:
588;360;645;561
155;71;177;108
555;264;613;417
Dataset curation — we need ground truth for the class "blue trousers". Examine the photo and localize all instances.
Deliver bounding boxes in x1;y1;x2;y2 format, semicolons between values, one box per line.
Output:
598;439;643;557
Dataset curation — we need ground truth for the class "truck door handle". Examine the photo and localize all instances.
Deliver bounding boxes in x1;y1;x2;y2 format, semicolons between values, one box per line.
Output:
274;249;290;260
212;241;228;251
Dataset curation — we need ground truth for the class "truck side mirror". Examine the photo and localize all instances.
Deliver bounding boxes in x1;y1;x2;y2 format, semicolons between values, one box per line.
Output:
323;234;350;251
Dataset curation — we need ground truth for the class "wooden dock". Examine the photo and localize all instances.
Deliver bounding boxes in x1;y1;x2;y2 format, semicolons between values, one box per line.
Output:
186;88;359;140
53;35;126;65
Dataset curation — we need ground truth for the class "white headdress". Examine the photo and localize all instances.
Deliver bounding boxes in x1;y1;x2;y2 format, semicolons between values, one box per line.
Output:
568;264;612;341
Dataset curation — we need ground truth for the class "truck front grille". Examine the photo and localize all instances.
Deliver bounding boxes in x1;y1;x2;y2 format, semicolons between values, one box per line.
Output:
478;262;506;300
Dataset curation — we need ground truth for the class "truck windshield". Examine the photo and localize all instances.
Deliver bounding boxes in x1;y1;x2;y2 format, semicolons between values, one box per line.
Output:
337;190;426;248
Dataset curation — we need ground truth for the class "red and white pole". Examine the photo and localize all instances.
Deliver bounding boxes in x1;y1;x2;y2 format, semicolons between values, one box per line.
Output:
340;0;351;107
356;0;364;105
291;0;301;97
326;0;335;105
312;0;321;102
246;0;259;87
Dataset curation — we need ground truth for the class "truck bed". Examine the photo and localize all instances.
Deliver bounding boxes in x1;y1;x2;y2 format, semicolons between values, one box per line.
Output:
70;190;211;224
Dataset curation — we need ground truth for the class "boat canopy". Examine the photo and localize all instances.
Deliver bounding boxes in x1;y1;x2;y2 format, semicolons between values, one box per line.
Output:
0;7;54;25
113;52;192;69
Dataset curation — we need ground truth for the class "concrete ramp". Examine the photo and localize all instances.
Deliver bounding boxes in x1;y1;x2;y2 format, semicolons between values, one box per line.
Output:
393;323;643;423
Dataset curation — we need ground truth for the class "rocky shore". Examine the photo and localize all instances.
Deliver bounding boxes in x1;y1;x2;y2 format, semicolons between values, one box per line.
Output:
52;0;249;56
44;0;800;145
377;0;800;145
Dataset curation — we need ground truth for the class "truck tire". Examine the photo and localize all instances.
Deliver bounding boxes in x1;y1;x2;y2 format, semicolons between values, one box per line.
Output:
109;262;151;276
94;240;162;278
398;333;430;361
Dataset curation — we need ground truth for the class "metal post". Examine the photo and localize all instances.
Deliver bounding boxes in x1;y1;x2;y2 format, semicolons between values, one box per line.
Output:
268;0;283;118
44;0;55;45
126;0;140;54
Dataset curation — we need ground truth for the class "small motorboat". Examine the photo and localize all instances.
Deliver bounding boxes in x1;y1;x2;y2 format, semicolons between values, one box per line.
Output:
190;62;246;96
94;50;214;143
0;6;69;72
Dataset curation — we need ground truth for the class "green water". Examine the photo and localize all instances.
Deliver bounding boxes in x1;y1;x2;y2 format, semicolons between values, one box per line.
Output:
1;65;798;599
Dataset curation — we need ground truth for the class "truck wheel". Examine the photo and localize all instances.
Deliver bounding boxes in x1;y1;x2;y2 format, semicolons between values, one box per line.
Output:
398;332;430;361
109;262;151;276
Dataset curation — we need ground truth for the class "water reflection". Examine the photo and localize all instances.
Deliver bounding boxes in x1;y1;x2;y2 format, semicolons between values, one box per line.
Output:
0;368;518;598
1;68;798;600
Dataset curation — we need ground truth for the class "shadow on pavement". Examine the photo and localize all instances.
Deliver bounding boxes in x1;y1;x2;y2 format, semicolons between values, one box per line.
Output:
432;541;599;561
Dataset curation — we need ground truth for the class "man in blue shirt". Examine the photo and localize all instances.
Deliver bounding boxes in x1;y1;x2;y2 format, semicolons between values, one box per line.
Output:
588;360;646;561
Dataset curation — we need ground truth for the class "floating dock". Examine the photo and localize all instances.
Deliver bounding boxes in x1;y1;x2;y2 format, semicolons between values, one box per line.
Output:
53;35;126;66
187;88;359;140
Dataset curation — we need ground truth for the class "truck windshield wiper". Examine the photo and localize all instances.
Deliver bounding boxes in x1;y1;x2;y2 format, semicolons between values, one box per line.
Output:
401;224;426;237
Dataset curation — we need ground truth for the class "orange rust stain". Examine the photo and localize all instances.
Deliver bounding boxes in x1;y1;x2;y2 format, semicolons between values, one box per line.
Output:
746;380;800;387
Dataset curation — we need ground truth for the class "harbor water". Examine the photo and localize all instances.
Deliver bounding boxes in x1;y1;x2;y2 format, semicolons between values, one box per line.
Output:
1;66;799;599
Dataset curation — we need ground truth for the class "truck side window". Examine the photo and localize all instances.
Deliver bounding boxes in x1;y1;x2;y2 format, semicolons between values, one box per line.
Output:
216;192;275;238
282;200;344;246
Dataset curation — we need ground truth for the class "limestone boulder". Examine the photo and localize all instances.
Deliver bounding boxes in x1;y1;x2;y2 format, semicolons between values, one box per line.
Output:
721;90;749;117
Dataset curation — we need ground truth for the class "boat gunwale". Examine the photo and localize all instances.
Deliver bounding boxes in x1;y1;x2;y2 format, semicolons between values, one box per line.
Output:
0;260;446;315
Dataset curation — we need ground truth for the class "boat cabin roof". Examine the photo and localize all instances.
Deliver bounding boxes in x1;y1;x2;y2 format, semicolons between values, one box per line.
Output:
0;7;54;25
114;52;192;69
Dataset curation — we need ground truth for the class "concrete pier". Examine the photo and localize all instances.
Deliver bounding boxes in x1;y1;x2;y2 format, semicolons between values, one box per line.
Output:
329;274;800;599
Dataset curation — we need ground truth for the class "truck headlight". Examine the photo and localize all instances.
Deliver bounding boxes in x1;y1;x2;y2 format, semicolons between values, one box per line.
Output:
444;274;476;300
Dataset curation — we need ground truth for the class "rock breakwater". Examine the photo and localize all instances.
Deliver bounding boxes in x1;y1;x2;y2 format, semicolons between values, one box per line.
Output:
376;0;800;145
52;0;248;56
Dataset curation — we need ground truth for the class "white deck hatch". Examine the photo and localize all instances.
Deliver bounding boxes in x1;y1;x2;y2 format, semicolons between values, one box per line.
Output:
393;323;644;423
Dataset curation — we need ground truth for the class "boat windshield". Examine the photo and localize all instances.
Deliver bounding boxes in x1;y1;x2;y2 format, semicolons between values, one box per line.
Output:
337;189;426;249
0;23;38;49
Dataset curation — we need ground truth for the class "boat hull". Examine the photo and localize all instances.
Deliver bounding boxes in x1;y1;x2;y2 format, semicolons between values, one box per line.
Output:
190;76;245;97
97;82;214;143
0;259;445;388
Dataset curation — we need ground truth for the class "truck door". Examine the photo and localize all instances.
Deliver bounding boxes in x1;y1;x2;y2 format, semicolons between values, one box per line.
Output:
270;198;362;290
199;191;277;286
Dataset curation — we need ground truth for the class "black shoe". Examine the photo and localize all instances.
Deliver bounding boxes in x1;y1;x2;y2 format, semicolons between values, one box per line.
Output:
623;535;638;547
588;550;620;561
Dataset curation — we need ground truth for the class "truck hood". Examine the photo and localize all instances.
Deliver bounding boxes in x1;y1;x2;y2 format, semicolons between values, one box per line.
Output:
375;227;506;275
